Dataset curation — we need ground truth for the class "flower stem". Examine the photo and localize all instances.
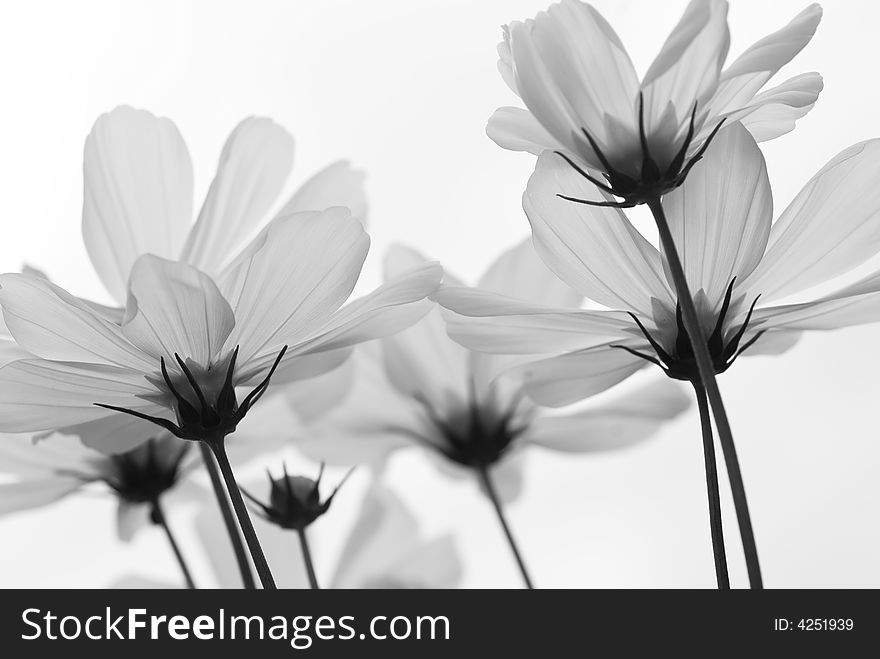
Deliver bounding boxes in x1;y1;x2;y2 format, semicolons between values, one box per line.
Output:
691;380;730;589
150;496;196;589
647;197;762;589
297;528;320;589
209;441;277;589
477;466;534;589
199;442;256;589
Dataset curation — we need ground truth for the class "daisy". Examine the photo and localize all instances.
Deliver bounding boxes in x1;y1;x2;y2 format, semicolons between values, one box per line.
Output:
300;241;690;587
0;209;442;588
437;124;880;587
490;0;822;205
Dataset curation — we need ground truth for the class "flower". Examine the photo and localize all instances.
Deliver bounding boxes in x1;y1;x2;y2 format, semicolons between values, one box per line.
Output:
488;0;823;203
0;432;192;541
0;106;372;453
242;464;353;532
298;241;690;497
436;123;880;405
0;208;442;450
194;479;463;589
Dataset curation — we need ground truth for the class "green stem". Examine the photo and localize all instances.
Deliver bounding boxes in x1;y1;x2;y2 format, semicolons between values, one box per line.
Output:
648;197;762;589
691;380;730;589
209;441;277;589
297;529;320;589
477;466;534;589
150;497;196;589
199;442;256;589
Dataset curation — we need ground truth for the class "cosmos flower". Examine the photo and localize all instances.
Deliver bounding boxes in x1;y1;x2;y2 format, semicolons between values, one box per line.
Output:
300;241;690;493
0;210;441;450
489;0;823;203
436;123;880;404
0;106;370;453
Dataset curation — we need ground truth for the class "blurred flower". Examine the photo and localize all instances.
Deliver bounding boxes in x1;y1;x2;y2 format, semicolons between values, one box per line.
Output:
243;464;352;532
0;210;441;450
0;432;192;541
437;124;880;404
193;480;462;589
489;0;822;203
300;241;690;498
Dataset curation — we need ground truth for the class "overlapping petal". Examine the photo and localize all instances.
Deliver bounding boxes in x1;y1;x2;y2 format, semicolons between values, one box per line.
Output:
82;106;194;303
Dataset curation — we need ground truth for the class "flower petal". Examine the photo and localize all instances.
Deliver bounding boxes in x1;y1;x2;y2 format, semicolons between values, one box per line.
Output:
435;287;634;356
713;4;822;111
525;151;673;315
741;139;880;302
82;106;194;303
0;359;162;433
0;274;154;371
279;262;442;363
0;432;99;477
641;0;729;144
181;117;294;275
478;237;583;309
507;0;640;164
523;378;690;452
116;499;150;542
0;477;85;517
331;483;462;589
59;414;160;455
281;355;356;424
121;255;235;366
661;123;772;307
486;106;565;156
735;73;823;142
511;344;648;407
275;160;368;226
218;208;369;366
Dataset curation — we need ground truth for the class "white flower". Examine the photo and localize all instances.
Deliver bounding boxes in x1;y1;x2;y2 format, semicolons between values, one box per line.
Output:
489;0;822;201
298;241;690;498
0;209;441;449
437;123;880;405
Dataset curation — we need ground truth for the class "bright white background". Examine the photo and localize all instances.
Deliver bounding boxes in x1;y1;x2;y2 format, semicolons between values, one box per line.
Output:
1;0;879;588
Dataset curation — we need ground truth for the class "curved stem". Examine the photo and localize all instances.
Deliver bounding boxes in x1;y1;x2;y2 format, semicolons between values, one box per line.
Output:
477;466;534;589
648;197;762;589
199;443;256;589
297;528;320;590
691;380;730;589
151;497;196;589
209;441;277;590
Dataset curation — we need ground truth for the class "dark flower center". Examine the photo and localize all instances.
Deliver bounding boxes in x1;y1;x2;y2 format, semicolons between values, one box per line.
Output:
615;278;764;381
556;95;725;208
102;437;190;505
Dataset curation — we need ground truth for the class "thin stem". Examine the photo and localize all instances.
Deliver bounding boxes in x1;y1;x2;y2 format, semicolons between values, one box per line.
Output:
297;528;320;590
198;442;255;589
691;380;730;589
648;197;762;589
477;466;534;589
151;497;196;589
209;441;277;590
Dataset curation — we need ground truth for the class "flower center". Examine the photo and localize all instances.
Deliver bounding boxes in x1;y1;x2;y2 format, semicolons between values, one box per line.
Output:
557;95;725;208
93;345;288;444
102;437;190;504
616;278;764;381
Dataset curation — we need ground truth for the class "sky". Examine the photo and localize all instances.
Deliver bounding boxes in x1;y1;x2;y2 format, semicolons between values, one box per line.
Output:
0;0;878;588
